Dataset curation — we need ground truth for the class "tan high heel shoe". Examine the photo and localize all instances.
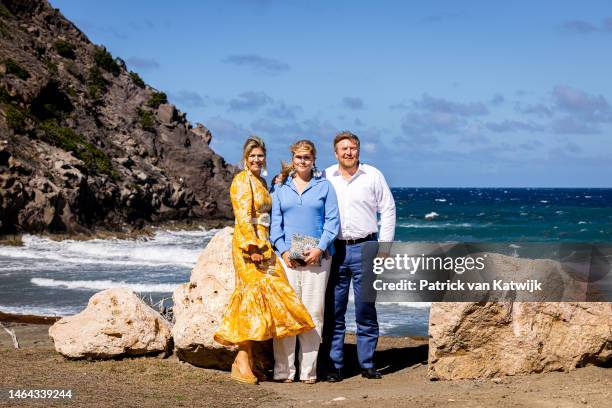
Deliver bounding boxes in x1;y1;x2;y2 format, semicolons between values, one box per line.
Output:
231;362;258;385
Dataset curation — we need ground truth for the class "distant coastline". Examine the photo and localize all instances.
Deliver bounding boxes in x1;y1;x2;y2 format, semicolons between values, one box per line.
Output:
0;218;232;245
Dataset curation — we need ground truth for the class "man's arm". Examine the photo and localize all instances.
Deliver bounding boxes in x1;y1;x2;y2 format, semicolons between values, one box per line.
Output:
375;170;396;242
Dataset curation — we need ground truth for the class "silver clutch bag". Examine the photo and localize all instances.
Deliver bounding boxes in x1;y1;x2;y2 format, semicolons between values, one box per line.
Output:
288;233;319;266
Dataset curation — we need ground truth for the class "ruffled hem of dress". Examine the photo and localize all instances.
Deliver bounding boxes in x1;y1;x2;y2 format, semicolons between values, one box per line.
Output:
213;275;315;346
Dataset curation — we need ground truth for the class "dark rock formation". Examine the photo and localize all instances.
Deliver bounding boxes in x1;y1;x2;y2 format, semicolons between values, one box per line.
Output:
0;0;237;235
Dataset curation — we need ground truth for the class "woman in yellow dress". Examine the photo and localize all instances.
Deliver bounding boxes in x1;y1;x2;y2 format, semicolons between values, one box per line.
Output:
213;136;315;385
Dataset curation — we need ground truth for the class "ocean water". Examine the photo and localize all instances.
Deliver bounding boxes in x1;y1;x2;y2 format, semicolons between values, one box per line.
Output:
1;188;611;336
394;188;612;243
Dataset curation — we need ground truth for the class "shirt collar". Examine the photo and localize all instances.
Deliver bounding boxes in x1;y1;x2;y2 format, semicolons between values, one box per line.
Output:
331;162;367;177
282;174;324;190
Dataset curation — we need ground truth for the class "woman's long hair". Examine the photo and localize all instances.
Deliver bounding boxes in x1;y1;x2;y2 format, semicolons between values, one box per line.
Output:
278;139;317;184
242;135;267;170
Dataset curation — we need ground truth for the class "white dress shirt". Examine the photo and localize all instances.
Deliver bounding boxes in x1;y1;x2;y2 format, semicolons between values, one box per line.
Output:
324;163;396;241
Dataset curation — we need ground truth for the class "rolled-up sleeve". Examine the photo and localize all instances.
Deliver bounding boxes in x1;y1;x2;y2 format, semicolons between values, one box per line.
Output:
270;186;289;254
317;182;340;251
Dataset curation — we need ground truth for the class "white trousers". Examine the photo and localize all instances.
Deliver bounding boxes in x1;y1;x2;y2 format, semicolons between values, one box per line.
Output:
274;256;331;381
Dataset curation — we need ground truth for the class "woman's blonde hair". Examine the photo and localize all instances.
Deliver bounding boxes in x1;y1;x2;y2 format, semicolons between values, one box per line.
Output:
278;139;317;184
242;135;267;170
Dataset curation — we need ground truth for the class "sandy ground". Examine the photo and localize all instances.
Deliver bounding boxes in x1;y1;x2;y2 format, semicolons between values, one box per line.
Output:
0;317;610;408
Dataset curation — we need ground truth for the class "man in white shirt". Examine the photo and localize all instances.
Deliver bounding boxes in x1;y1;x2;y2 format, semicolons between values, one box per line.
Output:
322;131;396;381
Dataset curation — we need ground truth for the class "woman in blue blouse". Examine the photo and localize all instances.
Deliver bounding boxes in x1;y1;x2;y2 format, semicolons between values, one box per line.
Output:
270;139;339;383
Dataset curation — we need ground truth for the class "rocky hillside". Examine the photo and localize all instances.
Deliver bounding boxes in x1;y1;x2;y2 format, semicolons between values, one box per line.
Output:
0;0;237;236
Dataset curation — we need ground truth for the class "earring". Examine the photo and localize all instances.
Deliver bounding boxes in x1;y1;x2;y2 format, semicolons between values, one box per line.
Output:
261;160;268;176
312;166;322;178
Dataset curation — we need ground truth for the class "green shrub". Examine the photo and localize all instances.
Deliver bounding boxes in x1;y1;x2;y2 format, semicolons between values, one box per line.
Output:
129;71;145;88
115;57;126;69
65;61;83;81
3;58;30;80
0;21;12;39
137;108;155;132
54;40;76;59
87;66;108;98
35;45;46;57
40;120;118;179
45;59;58;75
146;91;167;108
5;106;27;133
29;83;73;122
93;46;120;76
0;86;11;103
0;3;12;18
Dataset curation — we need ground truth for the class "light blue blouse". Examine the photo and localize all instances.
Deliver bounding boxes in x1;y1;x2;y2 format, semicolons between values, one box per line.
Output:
270;176;339;256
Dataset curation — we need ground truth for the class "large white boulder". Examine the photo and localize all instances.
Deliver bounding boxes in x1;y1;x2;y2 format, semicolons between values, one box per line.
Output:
172;227;272;370
428;252;612;380
49;288;172;359
172;227;238;369
429;301;612;380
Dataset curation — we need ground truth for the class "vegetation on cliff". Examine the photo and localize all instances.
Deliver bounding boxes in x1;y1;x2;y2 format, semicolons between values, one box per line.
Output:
0;0;236;236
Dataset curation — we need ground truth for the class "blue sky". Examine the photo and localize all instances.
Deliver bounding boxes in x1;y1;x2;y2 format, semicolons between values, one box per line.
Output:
50;0;612;187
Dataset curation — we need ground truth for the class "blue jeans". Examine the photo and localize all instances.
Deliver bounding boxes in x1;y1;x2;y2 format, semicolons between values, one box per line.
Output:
325;239;379;370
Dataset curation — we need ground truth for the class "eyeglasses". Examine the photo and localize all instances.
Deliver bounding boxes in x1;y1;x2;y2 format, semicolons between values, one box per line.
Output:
293;155;313;163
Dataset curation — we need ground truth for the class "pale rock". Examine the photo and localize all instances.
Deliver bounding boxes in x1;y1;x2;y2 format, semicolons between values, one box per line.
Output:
172;227;273;370
8;157;23;170
135;171;149;183
115;157;134;168
192;123;212;144
49;288;172;359
428;300;612;380
157;103;177;124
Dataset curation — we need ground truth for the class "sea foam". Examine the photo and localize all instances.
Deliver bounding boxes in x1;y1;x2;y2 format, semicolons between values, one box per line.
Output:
31;278;178;293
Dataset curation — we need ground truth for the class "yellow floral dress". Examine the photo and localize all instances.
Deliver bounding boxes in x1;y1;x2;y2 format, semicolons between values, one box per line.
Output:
213;170;315;346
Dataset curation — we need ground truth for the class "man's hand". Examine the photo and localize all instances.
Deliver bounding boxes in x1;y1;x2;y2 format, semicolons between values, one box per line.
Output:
282;251;297;268
303;247;323;266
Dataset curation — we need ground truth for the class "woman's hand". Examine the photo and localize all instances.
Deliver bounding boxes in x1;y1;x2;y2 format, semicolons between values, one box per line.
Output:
282;251;297;268
250;253;264;263
303;247;323;266
248;245;264;264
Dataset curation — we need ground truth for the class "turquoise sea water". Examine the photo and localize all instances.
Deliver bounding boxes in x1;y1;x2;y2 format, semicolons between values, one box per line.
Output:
394;188;612;243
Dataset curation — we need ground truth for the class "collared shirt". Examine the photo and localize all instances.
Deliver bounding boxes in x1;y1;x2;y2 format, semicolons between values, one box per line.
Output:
324;163;396;241
270;175;340;255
